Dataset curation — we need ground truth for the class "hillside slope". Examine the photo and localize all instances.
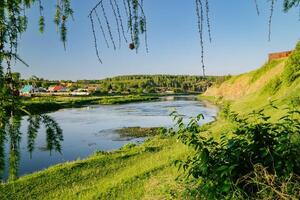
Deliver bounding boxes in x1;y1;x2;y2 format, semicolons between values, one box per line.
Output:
204;44;300;117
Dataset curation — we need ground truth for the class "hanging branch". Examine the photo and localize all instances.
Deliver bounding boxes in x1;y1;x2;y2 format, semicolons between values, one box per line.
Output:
54;2;62;32
132;0;140;53
127;0;134;44
109;0;122;48
253;0;260;15
38;0;45;33
113;0;128;43
205;0;212;43
123;0;129;17
89;0;104;15
137;0;148;53
268;0;275;41
100;1;117;50
27;115;41;158
94;9;110;48
2;52;29;67
42;115;63;154
89;0;148;62
283;0;300;12
195;0;206;77
89;14;102;63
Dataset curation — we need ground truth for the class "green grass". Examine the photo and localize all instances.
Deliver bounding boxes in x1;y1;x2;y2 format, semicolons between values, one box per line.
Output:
22;95;159;114
201;54;300;139
0;136;190;200
249;59;283;83
117;127;163;138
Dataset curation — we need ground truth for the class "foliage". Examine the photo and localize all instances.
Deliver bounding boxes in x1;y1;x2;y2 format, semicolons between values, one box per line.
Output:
170;105;300;199
88;0;212;72
284;42;300;84
0;113;63;182
0;0;73;182
283;0;300;12
89;0;148;63
92;75;222;94
19;74;227;94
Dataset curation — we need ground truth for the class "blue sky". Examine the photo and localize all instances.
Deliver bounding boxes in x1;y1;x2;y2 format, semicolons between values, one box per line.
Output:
14;0;300;80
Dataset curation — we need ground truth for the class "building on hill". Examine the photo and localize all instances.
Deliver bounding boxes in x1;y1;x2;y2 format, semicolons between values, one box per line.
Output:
268;51;292;62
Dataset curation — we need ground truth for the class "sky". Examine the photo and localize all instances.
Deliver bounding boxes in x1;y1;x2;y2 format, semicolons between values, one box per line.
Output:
14;0;300;80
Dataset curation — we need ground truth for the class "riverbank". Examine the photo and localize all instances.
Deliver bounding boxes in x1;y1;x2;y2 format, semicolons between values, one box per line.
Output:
0;136;191;200
22;95;159;114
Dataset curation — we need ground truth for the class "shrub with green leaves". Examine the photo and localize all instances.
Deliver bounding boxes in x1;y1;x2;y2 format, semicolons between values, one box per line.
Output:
170;106;300;199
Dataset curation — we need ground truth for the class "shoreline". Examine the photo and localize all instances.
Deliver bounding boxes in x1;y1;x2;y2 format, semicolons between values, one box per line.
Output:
22;95;159;115
22;93;202;115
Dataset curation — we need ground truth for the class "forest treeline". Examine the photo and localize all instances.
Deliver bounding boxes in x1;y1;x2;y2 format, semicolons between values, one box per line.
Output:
21;75;231;94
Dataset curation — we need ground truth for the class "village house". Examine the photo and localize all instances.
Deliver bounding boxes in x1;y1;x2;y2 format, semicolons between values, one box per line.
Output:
48;85;67;93
87;86;100;93
20;85;47;96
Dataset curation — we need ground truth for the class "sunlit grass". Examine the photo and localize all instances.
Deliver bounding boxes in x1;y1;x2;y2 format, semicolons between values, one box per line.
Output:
0;136;190;200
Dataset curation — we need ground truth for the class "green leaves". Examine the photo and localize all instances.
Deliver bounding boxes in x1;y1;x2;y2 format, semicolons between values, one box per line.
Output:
89;0;148;62
284;42;300;84
171;105;300;199
283;0;300;12
38;16;45;33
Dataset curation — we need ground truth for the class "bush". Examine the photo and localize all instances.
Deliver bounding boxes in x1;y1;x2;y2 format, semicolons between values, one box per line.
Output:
170;106;300;199
284;42;300;84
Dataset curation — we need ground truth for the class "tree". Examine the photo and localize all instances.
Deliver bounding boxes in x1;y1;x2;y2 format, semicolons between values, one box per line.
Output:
0;0;72;182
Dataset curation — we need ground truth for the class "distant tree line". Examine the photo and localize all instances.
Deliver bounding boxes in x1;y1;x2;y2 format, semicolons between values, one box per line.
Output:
19;75;231;94
78;75;231;94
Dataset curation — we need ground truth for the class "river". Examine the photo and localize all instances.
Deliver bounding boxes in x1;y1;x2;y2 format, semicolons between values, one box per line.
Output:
1;96;218;180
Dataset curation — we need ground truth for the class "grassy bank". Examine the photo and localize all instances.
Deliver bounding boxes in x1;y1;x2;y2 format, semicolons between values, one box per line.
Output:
117;127;163;138
204;57;300;117
199;53;300;139
22;95;159;114
0;136;191;200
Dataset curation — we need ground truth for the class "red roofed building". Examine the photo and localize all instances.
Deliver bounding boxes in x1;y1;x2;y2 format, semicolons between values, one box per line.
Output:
48;85;67;92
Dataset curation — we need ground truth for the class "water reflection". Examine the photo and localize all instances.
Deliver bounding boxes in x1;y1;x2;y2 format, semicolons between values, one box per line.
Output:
0;114;63;182
0;96;218;182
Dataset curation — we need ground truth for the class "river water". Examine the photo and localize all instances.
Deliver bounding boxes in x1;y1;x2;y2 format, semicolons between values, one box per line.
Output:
2;96;218;180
